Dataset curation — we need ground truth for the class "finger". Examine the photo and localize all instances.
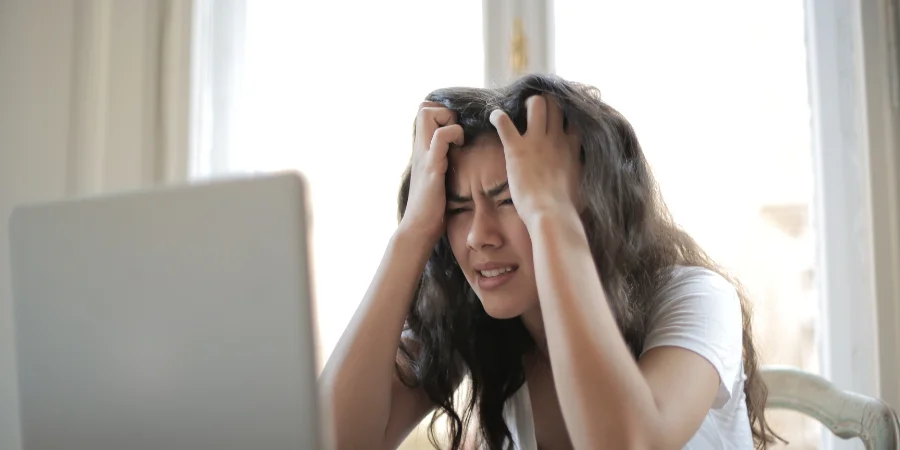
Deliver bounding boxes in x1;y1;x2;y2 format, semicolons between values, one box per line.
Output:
419;101;455;125
546;95;564;134
525;95;547;135
415;106;457;151
430;124;465;155
489;109;521;149
423;107;457;127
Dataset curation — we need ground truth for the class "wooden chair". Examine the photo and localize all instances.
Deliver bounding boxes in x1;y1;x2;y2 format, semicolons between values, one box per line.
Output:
761;366;900;449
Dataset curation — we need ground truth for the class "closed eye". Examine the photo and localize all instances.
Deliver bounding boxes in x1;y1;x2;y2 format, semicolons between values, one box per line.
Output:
446;206;471;215
499;198;514;206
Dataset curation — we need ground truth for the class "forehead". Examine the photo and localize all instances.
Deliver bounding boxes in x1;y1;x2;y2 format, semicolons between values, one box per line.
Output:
448;134;507;191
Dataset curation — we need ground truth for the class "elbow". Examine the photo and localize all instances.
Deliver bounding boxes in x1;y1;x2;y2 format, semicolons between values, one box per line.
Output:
578;418;656;450
614;433;667;450
619;430;656;450
633;425;682;450
605;413;673;450
329;430;390;450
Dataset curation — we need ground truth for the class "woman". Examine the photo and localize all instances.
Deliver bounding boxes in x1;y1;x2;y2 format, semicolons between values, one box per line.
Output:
321;74;778;450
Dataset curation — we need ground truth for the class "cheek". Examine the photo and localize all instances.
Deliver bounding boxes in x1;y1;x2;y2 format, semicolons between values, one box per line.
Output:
445;218;470;266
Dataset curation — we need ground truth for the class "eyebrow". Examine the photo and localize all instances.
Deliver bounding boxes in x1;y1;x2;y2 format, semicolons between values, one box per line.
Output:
448;181;509;203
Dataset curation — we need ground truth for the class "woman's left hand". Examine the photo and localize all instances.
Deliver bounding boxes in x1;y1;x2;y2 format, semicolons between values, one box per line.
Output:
490;95;582;227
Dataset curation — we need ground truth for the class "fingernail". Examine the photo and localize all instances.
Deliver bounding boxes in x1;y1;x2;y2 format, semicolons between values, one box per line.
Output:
489;109;503;124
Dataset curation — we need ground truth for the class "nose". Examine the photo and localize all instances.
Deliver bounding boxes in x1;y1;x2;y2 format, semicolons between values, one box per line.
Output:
466;208;503;251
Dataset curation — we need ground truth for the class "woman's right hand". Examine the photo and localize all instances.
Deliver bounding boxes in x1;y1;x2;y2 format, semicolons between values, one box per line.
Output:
398;102;464;246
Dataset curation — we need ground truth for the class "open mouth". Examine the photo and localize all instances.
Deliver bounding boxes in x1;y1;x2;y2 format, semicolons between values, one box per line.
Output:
475;265;519;290
478;266;517;278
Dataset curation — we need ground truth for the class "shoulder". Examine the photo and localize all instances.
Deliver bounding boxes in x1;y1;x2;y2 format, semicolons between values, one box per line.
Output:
642;266;745;408
647;266;742;328
656;265;739;301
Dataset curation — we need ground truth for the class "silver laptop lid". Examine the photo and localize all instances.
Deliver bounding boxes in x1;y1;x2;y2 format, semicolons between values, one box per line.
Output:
10;173;321;450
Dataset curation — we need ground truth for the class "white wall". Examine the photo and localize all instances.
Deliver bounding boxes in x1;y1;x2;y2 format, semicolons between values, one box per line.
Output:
1;2;77;448
0;2;191;448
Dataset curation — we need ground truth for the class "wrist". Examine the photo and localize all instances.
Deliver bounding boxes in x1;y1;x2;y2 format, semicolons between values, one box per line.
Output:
392;225;439;256
521;204;582;234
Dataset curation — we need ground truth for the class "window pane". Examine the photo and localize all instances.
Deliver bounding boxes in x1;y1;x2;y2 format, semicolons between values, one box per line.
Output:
232;1;483;363
209;2;483;448
555;1;819;448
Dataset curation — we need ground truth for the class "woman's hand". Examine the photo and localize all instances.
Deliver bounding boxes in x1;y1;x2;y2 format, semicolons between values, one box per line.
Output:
398;102;464;246
490;95;582;227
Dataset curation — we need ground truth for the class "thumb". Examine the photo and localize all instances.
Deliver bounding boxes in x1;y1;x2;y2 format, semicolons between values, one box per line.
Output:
490;109;521;150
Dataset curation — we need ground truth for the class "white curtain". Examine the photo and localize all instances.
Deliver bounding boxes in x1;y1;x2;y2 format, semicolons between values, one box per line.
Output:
67;0;194;195
0;2;194;449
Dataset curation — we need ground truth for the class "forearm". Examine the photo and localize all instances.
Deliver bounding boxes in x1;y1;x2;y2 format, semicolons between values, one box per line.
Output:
526;209;661;449
319;230;432;443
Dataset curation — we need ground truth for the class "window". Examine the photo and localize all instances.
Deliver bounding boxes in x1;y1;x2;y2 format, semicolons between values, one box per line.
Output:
191;2;484;447
193;1;892;448
232;1;484;370
194;0;483;363
553;1;819;447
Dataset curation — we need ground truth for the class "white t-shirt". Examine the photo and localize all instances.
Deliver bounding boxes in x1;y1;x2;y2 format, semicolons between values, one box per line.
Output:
503;266;754;450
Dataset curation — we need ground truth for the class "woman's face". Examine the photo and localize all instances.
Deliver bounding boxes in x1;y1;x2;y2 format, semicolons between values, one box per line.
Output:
445;133;540;319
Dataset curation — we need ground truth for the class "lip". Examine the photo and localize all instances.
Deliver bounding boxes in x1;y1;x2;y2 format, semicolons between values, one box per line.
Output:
473;261;518;272
473;262;519;290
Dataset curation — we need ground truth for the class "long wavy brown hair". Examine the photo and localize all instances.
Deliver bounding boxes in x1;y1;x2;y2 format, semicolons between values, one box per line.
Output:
396;74;778;449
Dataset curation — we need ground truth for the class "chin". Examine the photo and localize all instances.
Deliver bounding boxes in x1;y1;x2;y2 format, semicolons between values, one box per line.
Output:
476;292;531;319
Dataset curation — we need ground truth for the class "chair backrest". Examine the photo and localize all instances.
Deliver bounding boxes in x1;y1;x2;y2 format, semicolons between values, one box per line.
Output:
761;366;900;450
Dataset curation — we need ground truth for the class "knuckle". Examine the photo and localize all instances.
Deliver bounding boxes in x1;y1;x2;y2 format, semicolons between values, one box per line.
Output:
432;126;455;141
419;105;456;125
445;108;458;123
417;103;438;118
437;126;463;144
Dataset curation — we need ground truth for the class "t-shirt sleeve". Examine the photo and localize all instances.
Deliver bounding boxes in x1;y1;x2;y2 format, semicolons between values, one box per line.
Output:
639;267;744;409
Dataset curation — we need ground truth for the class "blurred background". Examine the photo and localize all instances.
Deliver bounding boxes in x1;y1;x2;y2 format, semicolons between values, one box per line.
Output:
2;1;899;449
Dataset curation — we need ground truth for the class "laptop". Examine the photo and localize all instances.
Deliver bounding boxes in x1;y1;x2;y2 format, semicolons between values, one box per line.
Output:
9;173;324;450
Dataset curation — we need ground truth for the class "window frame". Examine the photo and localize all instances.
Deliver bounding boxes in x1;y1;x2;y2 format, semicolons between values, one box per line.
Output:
486;2;900;448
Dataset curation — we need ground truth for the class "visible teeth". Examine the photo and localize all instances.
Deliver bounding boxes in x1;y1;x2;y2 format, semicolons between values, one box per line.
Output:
479;267;514;278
